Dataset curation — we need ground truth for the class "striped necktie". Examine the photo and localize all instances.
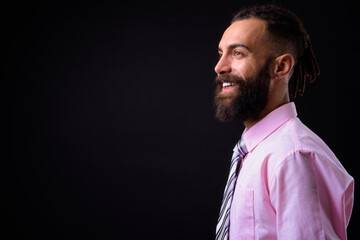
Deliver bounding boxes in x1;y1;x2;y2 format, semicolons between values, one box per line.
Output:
216;138;248;240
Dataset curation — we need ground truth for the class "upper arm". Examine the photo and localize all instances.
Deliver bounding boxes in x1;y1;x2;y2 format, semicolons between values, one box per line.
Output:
270;151;353;240
270;151;325;239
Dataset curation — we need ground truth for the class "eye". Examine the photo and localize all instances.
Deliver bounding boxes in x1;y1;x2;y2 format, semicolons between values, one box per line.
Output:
218;52;223;59
233;50;244;57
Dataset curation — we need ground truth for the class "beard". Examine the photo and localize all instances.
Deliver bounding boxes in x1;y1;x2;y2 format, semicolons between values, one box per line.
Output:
214;59;272;122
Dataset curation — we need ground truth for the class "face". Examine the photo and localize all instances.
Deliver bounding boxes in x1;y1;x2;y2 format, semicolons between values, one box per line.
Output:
214;59;271;122
214;18;273;122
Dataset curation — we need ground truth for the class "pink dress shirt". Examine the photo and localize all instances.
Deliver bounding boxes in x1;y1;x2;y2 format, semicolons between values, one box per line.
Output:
229;102;354;240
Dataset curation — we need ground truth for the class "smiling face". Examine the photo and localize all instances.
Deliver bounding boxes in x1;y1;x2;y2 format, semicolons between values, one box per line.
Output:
215;18;272;82
214;18;275;122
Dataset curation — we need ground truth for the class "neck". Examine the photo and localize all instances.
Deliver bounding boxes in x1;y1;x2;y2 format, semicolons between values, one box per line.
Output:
243;93;289;130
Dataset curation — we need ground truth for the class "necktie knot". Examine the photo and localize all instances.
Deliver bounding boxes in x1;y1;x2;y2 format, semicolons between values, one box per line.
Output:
233;137;248;160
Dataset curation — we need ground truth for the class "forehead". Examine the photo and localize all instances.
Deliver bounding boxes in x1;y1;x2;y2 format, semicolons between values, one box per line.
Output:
219;18;268;51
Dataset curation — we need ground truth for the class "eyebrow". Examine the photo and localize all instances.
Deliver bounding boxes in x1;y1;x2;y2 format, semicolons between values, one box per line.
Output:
218;43;251;52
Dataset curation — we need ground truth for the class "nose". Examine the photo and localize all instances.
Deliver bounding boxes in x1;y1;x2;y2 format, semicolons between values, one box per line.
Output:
214;56;231;75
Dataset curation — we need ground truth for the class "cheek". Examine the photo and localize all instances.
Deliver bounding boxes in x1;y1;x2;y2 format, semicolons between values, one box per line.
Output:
232;60;257;80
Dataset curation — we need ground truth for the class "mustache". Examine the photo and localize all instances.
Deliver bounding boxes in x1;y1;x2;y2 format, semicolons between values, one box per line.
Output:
215;74;244;85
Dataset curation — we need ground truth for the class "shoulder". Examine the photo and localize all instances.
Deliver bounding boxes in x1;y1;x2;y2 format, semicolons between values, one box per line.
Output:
264;117;337;163
266;118;353;188
253;117;352;185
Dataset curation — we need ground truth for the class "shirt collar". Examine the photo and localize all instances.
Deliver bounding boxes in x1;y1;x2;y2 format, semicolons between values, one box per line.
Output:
242;102;297;152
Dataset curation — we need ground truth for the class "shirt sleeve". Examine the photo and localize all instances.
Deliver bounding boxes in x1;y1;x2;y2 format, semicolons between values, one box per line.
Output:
269;150;354;240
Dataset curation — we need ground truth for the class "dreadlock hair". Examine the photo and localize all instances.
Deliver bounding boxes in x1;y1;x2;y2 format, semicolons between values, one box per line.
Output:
232;5;320;98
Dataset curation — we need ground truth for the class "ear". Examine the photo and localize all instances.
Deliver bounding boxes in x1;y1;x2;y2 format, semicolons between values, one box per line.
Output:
271;54;294;80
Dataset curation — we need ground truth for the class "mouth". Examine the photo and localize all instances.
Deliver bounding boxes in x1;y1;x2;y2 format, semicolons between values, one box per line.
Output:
221;82;238;93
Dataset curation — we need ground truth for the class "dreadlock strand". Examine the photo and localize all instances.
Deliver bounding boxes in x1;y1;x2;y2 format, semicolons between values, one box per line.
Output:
294;36;320;97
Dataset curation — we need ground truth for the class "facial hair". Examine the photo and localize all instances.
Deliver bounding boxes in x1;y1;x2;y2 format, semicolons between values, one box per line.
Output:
214;59;272;122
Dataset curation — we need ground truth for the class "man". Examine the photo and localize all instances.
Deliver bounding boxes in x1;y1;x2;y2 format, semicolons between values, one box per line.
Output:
214;5;354;240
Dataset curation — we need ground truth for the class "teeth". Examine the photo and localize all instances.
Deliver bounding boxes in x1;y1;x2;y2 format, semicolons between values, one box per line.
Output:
222;82;233;88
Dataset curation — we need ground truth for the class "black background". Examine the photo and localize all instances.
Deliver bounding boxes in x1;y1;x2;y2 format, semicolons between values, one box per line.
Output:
2;0;359;239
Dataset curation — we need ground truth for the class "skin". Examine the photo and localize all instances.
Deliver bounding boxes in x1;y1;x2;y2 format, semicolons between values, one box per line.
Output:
215;18;295;129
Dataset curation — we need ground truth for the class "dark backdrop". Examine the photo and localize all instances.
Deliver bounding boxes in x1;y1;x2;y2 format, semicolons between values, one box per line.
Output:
2;0;358;239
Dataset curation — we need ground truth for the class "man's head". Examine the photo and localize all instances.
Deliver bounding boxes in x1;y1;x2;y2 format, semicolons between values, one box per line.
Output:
214;5;320;123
